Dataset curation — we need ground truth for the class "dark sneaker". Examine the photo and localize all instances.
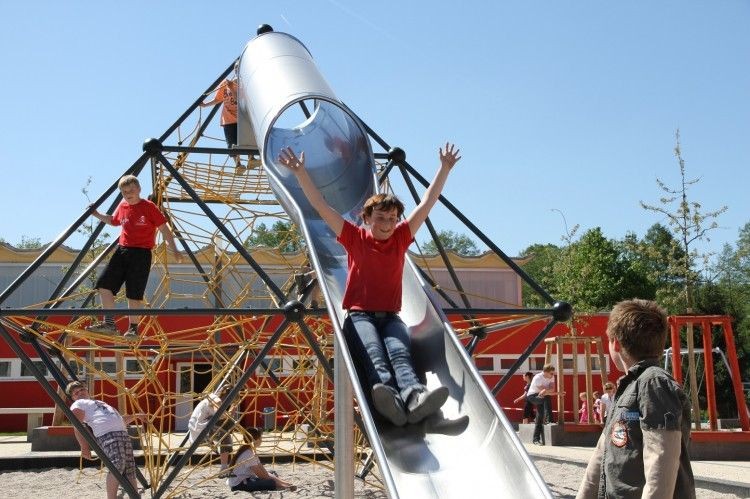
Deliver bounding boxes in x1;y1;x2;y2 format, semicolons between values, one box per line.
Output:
371;383;407;427
85;322;118;335
406;386;449;424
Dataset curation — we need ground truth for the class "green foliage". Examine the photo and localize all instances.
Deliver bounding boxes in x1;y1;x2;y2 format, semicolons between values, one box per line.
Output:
244;220;305;254
69;176;112;294
640;130;727;313
16;236;43;249
420;230;481;257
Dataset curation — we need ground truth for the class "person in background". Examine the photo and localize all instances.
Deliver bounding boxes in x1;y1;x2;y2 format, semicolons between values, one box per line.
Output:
188;385;236;477
598;382;615;424
526;364;562;445
226;427;296;492
513;371;536;424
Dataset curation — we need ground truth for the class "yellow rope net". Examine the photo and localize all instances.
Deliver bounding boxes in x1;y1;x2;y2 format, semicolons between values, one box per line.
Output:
3;122;540;497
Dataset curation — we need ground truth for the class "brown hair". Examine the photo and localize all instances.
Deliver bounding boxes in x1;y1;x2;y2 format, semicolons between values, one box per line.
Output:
607;299;668;360
118;175;140;190
362;193;405;219
65;381;84;398
230;427;264;467
604;382;615;390
542;363;555;373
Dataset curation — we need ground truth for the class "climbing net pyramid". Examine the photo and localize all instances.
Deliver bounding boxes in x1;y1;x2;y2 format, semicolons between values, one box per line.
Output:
0;58;558;498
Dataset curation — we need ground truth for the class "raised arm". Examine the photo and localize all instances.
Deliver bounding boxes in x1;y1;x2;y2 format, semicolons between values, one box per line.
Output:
406;142;461;236
278;147;345;236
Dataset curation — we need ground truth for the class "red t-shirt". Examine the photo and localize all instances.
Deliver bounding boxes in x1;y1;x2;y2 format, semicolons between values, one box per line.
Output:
337;220;413;312
112;199;167;249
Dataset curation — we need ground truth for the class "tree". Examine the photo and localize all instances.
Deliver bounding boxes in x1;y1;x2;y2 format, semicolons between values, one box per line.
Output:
420;230;481;257
640;130;727;314
76;177;112;292
15;236;43;249
519;243;562;308
244;220;305;253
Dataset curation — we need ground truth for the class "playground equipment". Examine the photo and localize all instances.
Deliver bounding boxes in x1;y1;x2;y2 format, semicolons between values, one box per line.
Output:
0;26;574;498
668;316;749;434
544;335;608;425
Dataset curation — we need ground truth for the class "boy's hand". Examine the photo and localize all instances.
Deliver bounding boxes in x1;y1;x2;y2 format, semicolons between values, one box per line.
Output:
82;449;96;460
278;147;306;174
439;142;461;170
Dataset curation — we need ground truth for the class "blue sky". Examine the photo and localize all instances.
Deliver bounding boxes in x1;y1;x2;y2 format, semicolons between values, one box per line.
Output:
1;1;748;259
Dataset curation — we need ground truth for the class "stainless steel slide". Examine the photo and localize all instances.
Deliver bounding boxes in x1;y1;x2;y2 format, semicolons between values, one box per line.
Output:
237;30;551;498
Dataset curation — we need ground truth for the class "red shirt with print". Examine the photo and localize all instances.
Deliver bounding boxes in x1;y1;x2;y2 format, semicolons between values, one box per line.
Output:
337;220;413;312
112;199;167;249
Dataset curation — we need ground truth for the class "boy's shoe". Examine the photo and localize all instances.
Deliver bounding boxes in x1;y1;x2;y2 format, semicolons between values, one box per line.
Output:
85;322;118;335
406;386;449;424
371;383;407;427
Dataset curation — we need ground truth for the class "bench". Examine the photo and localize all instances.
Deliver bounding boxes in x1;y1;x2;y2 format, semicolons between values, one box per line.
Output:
0;407;55;441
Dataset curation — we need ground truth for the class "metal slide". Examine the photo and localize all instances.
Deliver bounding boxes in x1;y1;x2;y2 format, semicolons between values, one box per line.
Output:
237;30;551;498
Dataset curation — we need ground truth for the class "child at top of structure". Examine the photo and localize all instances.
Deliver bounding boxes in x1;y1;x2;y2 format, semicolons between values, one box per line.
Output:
226;427;296;492
66;381;144;499
86;175;181;338
278;143;461;427
576;299;695;499
200;61;257;172
513;371;536;424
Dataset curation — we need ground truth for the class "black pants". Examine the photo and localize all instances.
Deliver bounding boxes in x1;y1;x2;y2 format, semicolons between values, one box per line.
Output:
527;394;552;443
231;477;278;492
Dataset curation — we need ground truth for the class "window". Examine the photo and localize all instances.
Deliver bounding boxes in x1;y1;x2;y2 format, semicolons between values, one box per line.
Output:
94;361;117;375
257;357;284;376
0;361;11;378
499;358;518;371
20;360;49;378
530;357;547;371
125;359;146;375
474;356;496;373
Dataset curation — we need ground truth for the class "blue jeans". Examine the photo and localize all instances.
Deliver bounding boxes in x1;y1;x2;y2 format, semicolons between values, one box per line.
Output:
527;394;552;443
343;311;423;403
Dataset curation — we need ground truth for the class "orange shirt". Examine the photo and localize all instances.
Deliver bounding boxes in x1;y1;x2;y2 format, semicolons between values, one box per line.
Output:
211;79;238;126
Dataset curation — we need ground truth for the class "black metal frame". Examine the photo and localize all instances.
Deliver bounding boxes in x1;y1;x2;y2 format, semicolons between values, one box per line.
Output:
0;57;569;498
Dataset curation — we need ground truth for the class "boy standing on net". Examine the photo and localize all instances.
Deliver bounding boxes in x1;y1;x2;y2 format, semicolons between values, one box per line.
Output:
576;299;695;498
86;175;180;337
278;143;460;426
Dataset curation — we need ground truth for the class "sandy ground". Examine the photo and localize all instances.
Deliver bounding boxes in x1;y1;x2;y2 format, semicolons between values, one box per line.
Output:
1;458;744;499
